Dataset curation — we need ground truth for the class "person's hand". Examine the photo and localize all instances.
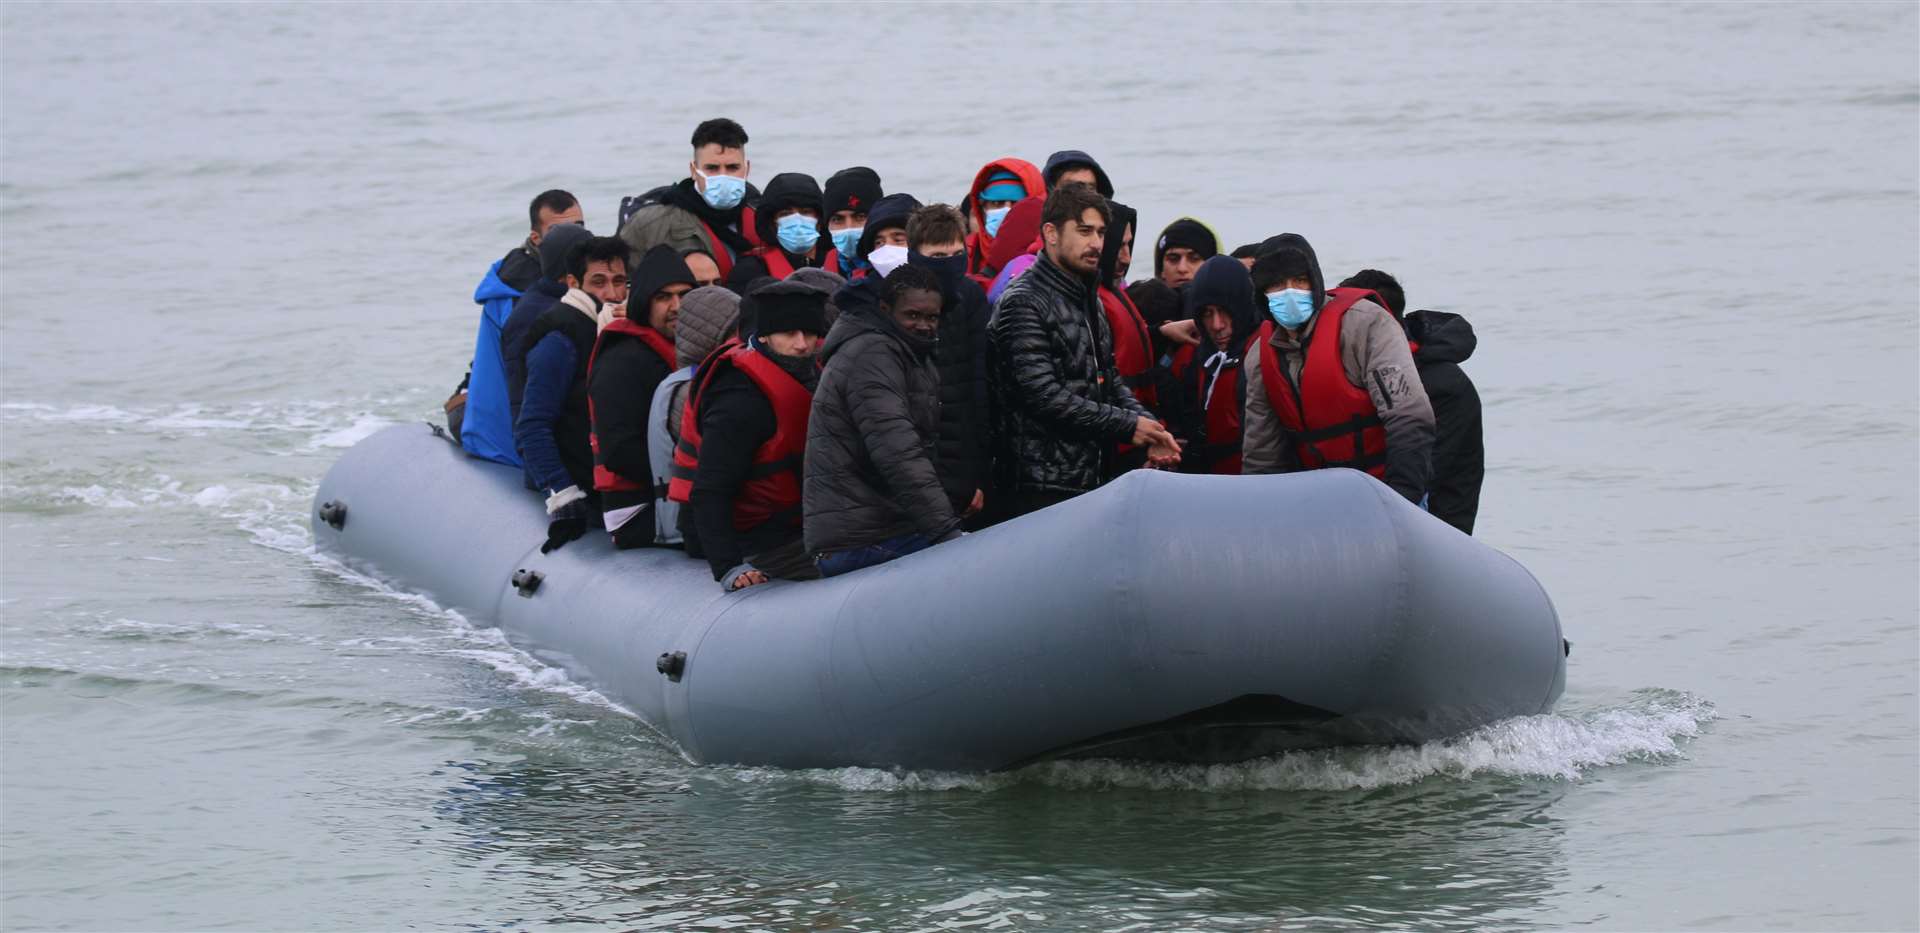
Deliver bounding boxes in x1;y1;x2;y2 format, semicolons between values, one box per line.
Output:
1159;319;1201;347
541;485;590;553
966;489;985;516
1131;416;1177;448
606;302;627;320
542;500;589;553
1147;438;1182;469
728;569;769;591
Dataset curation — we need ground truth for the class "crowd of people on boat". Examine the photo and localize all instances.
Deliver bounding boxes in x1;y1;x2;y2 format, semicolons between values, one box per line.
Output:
444;118;1485;591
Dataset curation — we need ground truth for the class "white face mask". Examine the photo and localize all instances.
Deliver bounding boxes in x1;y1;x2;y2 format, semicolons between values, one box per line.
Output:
868;244;910;278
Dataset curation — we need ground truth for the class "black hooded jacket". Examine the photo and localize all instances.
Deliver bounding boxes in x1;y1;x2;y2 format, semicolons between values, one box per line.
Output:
1257;233;1326;310
1404;310;1483;534
728;173;829;288
906;251;993;510
1043;150;1114;197
987;252;1147;496
496;243;542;293
803;304;960;555
1176;255;1258;471
586;247;695;541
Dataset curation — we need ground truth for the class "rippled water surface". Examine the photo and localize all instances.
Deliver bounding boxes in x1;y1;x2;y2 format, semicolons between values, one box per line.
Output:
3;3;1915;931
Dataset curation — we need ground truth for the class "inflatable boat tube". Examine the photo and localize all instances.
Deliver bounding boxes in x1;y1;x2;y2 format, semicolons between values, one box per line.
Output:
312;423;1566;771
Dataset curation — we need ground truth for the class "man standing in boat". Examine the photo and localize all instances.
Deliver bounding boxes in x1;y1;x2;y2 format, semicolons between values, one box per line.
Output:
987;185;1180;521
670;280;831;590
619;118;760;278
1240;239;1435;504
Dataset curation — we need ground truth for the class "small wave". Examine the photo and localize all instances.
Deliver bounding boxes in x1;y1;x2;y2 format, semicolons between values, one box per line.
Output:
728;689;1714;793
0;398;420;448
300;546;653;729
308;416;393;449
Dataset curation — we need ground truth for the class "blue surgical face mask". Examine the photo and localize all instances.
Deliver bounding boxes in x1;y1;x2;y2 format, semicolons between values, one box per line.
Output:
983;205;1012;238
697;170;746;210
1266;288;1315;328
830;225;862;258
775;213;820;254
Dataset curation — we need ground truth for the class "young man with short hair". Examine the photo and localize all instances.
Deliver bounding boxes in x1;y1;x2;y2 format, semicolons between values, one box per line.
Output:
618;118;760;278
458;189;582;466
988;185;1179;520
805;265;962;576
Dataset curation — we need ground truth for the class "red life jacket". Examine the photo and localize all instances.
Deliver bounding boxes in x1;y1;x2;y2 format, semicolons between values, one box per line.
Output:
665;342;813;532
695;205;757;278
740;205;760;249
1098;284;1157;407
587;319;677;495
1098;283;1160;472
1170;341;1251;475
752;246;838;281
1254;287;1392;478
696;219;736;278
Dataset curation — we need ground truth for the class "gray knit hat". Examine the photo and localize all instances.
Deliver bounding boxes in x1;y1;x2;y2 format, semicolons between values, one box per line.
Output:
675;285;741;368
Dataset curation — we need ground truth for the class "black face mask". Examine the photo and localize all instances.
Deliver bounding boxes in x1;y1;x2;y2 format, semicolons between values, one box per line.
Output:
907;251;969;290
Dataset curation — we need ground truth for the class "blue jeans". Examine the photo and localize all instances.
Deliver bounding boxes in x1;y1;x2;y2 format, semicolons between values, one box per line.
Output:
815;532;934;578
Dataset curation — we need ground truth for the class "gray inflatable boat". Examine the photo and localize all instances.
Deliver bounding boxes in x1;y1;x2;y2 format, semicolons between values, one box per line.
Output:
312;423;1566;771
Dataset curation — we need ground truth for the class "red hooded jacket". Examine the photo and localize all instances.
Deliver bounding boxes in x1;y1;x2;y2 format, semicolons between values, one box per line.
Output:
963;158;1045;277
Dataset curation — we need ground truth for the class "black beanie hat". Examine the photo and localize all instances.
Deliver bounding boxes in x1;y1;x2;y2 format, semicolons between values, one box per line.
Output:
747;278;829;337
1124;278;1182;328
1251;248;1313;293
856;193;923;259
631;244;696;307
821;167;883;231
1154;218;1218;275
537;223;593;281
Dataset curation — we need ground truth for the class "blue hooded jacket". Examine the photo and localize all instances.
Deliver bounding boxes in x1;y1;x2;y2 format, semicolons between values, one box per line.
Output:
462;259;524;466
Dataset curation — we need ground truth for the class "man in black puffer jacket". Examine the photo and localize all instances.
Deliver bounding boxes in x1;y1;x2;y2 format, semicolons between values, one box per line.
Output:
987;185;1180;520
804;266;963;576
904;203;992;520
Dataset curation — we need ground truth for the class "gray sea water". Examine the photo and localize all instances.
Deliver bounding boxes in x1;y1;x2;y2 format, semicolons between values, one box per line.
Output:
2;3;1916;930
